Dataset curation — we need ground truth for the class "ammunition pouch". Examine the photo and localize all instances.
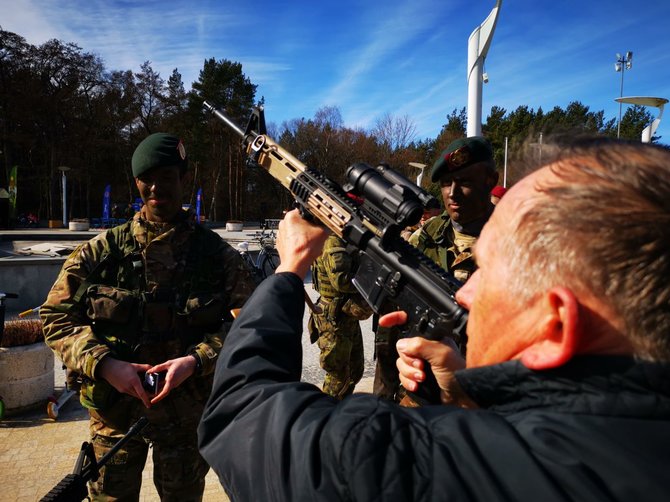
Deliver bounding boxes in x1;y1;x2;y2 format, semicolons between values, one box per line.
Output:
308;296;339;344
308;293;370;344
317;296;343;323
180;294;226;329
86;285;142;358
86;285;140;324
141;302;175;336
139;287;176;335
81;282;226;408
314;294;373;323
87;282;225;343
341;296;373;320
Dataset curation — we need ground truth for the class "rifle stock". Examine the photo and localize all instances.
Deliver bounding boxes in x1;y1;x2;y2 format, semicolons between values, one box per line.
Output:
204;101;468;403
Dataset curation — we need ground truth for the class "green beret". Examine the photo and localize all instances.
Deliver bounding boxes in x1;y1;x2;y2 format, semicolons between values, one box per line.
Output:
430;136;494;182
131;133;187;177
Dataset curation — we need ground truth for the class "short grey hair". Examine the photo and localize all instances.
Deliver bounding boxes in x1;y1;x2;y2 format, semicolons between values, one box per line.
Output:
502;136;670;361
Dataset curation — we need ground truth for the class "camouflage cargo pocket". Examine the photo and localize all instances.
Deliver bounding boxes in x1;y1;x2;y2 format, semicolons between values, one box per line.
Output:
341;297;373;320
86;285;139;324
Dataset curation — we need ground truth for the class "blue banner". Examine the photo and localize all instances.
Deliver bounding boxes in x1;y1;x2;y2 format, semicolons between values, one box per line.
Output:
196;187;203;222
103;184;111;219
8;165;17;218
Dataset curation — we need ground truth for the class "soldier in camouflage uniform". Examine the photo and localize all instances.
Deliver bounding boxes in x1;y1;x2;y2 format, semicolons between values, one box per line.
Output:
41;133;256;501
308;234;373;399
373;137;499;402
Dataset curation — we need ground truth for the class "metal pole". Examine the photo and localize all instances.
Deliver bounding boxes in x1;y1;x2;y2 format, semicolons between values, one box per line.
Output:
615;52;632;139
616;65;626;138
62;170;67;228
503;136;508;187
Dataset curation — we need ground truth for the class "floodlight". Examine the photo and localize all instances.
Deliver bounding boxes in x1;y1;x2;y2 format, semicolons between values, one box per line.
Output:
614;50;635;138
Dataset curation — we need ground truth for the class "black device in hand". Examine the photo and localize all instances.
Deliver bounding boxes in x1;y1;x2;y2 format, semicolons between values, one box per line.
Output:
142;371;166;394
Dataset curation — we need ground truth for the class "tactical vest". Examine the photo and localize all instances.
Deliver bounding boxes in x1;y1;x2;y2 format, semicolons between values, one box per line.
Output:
72;221;230;409
411;214;477;282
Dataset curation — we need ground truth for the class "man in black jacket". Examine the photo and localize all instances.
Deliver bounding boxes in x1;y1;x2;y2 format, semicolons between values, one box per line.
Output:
198;137;670;501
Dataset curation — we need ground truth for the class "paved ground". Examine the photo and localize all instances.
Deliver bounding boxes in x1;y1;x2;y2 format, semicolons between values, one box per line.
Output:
0;376;375;501
0;225;378;501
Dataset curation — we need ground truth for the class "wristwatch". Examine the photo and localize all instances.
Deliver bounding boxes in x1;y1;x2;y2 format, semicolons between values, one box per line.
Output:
190;352;203;375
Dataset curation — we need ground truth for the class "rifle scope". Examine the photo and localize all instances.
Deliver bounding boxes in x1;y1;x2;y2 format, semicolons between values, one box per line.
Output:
346;163;424;229
373;163;439;210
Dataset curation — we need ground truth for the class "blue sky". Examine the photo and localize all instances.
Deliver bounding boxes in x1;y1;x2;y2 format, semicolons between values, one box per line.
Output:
4;0;670;144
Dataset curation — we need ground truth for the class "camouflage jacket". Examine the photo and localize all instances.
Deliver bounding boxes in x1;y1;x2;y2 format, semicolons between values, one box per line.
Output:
408;211;478;283
41;210;255;405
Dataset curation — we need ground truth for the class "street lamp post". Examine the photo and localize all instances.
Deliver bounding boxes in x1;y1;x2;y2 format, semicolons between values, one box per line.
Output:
615;51;633;138
58;166;71;228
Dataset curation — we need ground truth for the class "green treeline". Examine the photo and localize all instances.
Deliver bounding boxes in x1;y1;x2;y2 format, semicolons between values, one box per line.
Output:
0;29;657;223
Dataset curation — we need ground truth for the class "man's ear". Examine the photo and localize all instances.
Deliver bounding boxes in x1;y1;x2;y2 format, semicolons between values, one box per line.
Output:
520;287;579;370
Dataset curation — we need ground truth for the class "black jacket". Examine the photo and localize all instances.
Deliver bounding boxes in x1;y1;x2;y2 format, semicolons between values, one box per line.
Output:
198;273;670;501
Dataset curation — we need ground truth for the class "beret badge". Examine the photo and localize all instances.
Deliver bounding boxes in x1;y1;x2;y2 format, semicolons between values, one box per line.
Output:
445;146;471;171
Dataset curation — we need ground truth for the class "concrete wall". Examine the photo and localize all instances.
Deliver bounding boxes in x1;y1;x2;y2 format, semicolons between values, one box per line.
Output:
0;258;65;314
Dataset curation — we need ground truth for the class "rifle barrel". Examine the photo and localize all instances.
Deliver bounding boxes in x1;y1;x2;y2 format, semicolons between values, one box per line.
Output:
203;101;245;138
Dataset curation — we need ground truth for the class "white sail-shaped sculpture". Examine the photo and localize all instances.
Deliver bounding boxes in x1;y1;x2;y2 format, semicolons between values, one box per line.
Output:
467;0;502;137
615;96;668;143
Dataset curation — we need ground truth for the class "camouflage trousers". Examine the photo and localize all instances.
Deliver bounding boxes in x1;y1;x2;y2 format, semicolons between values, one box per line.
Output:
308;310;364;400
87;382;209;501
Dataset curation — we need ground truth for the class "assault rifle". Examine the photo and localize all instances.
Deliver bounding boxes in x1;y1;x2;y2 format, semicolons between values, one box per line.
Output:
204;101;468;403
40;417;148;502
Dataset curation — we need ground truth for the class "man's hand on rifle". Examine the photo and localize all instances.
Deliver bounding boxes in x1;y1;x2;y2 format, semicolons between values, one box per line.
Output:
275;209;330;280
380;311;469;406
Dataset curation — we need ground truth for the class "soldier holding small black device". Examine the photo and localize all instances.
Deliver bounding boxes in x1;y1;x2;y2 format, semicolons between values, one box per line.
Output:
42;133;255;501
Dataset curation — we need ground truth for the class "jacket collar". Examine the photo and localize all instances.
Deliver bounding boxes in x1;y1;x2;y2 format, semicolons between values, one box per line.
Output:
455;356;670;417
